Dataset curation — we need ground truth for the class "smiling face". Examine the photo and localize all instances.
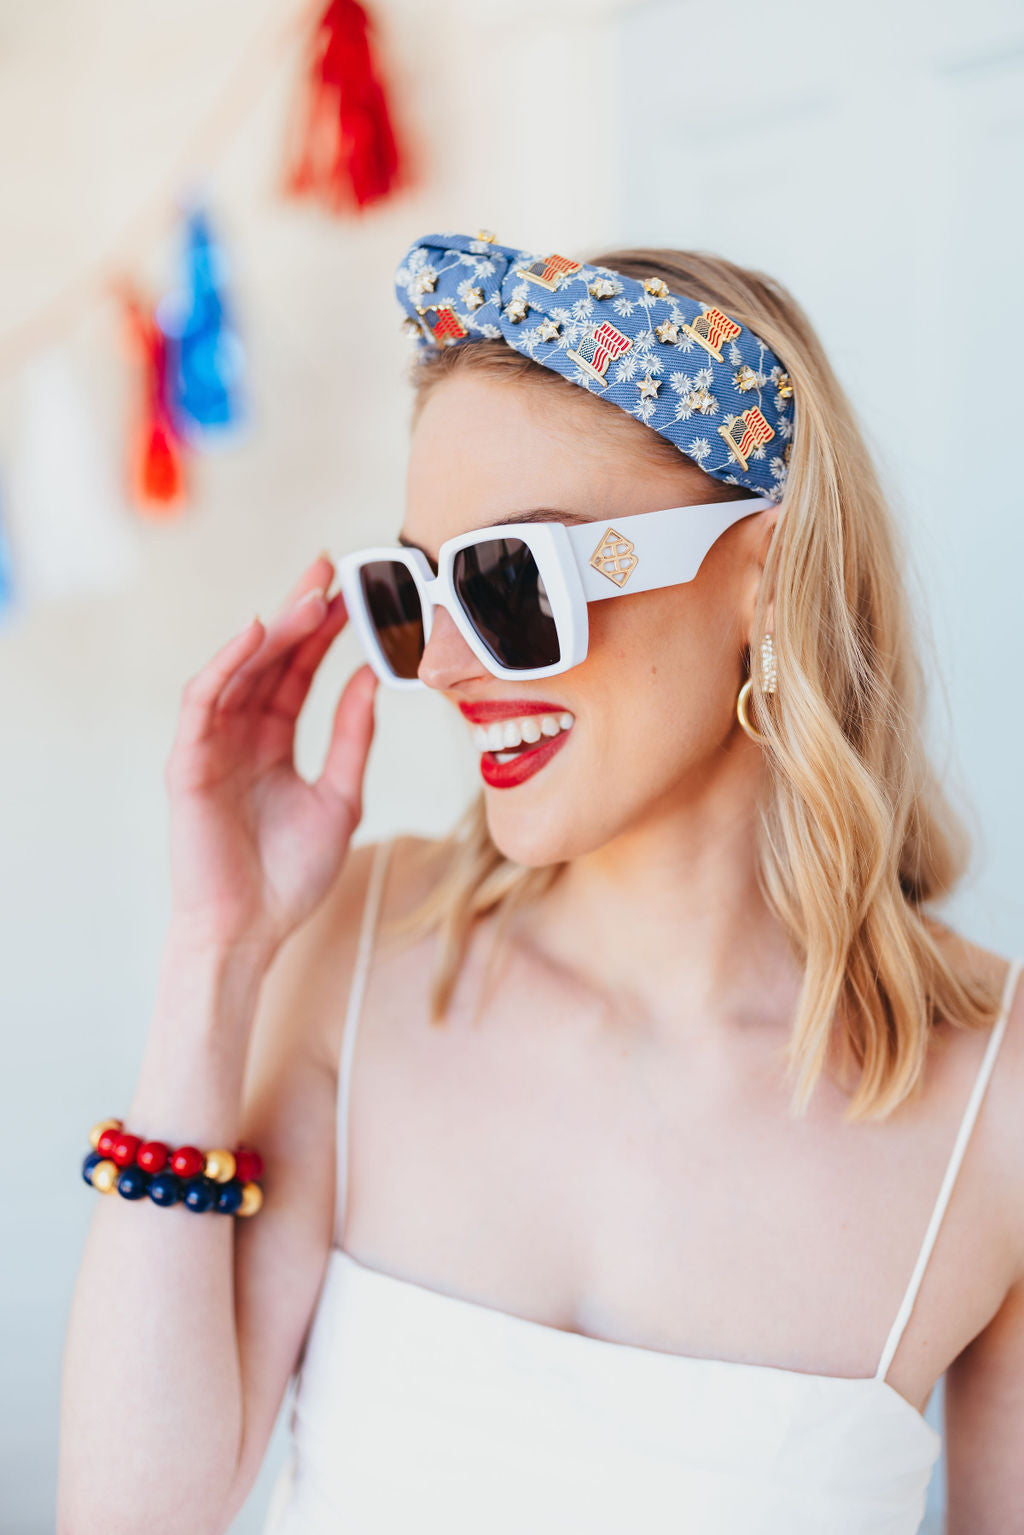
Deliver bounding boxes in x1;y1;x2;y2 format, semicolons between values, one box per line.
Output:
401;369;777;867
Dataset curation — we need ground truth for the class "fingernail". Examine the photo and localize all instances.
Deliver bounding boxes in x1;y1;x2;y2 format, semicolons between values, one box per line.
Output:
316;548;332;562
297;587;327;607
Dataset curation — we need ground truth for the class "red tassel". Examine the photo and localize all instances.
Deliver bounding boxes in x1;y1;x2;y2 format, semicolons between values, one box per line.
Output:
285;0;403;212
121;288;187;516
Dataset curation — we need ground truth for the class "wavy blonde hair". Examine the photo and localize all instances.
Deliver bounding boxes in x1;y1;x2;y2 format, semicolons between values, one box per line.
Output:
390;243;1000;1122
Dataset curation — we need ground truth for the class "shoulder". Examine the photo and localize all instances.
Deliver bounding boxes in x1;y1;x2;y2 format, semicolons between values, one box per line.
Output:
264;832;453;1076
932;926;1024;1274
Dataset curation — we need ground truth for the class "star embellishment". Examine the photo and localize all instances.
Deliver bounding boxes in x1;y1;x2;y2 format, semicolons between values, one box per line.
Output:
655;319;680;344
588;277;616;299
412;267;437;296
400;316;423;339
463;287;486;311
537;316;561;342
643;277;670;298
505;297;530;323
637;373;661;400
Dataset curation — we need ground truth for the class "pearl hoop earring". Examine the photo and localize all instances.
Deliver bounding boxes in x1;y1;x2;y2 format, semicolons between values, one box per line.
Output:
736;633;777;744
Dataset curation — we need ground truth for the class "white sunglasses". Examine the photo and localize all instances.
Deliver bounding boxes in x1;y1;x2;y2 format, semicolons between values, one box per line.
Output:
335;494;777;687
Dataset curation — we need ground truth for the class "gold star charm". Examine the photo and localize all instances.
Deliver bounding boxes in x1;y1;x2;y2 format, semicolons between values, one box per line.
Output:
588;277;616;299
412;267;437;295
637;373;661;400
463;287;486;311
734;365;758;392
655;319;680;344
643;277;670;298
400;316;423;338
475;229;498;243
774;370;793;400
537;316;561;341
505;297;530;323
688;388;717;415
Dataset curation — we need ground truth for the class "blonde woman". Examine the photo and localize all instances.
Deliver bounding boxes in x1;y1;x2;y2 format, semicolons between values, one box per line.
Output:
60;234;1023;1535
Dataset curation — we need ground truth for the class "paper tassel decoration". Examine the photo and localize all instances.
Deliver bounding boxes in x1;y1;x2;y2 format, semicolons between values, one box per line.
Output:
285;0;403;212
7;349;139;601
122;288;187;514
0;483;15;621
159;205;245;439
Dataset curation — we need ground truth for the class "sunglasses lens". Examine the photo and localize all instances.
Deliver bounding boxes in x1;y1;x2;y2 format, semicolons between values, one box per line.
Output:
359;561;425;679
452;538;559;671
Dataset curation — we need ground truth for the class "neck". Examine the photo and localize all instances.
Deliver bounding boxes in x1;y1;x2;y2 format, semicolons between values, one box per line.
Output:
526;754;802;1037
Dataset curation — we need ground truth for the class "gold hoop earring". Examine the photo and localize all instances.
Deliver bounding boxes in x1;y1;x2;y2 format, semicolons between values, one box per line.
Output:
736;634;777;744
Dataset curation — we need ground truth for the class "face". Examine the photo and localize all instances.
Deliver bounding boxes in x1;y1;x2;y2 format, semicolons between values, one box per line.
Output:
401;371;776;867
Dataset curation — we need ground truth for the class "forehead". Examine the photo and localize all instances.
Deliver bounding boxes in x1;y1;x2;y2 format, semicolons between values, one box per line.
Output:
403;372;698;546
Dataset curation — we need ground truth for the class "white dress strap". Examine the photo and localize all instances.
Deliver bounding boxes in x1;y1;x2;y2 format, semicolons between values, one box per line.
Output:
874;955;1024;1381
335;838;395;1247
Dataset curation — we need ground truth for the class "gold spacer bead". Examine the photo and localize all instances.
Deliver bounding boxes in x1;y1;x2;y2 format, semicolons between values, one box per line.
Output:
89;1118;122;1149
237;1182;264;1217
204;1149;237;1184
91;1159;120;1193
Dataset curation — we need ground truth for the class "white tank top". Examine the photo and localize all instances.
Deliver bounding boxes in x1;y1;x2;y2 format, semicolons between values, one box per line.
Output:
262;839;1023;1535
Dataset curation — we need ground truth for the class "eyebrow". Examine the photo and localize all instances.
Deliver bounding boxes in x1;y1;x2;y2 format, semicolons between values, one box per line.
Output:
397;507;593;556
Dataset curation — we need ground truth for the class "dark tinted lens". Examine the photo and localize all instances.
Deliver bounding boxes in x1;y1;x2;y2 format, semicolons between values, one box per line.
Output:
359;561;425;679
452;538;559;670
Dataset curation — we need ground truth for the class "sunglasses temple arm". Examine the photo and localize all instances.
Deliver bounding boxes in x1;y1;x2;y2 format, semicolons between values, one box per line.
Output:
568;496;778;602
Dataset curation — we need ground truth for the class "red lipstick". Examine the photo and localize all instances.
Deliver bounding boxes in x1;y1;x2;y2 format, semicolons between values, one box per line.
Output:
457;698;575;790
458;699;568;723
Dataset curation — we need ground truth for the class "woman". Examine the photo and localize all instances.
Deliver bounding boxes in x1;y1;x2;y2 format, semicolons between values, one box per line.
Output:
59;232;1024;1535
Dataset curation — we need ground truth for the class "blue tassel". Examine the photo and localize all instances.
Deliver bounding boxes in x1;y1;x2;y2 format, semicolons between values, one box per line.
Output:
161;205;245;439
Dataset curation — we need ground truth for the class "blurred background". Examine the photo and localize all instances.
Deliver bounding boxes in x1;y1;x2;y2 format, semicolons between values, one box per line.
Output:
1;0;1021;1529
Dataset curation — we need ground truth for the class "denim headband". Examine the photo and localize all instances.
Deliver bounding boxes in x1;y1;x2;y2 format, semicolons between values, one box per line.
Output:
394;229;793;500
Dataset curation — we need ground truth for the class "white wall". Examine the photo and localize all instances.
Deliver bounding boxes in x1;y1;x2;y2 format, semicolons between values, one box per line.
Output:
615;1;1024;1526
2;0;1019;1530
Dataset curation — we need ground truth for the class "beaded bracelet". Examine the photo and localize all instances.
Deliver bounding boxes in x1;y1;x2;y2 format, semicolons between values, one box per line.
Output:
81;1118;265;1217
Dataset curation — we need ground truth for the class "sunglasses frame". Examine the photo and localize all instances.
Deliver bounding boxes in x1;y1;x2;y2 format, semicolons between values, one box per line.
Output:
335;493;778;688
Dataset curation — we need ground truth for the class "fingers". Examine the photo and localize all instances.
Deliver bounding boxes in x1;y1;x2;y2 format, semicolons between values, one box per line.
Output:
217;566;337;715
174;618;266;745
315;664;379;818
276;551;335;615
252;590;350;719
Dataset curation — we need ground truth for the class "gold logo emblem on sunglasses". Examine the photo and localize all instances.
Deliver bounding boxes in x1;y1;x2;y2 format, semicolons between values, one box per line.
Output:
590;528;639;588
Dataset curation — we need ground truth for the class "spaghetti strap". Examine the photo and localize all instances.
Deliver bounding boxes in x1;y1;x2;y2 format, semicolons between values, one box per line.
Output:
874;955;1024;1381
334;839;395;1248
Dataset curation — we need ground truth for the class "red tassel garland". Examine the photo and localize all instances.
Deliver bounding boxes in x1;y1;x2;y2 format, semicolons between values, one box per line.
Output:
121;288;186;515
285;0;403;212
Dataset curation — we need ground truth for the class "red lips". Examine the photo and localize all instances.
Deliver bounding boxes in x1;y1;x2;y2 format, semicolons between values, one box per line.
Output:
458;699;568;724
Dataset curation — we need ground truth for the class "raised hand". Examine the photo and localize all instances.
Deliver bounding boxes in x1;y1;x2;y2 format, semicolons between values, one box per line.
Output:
162;553;378;958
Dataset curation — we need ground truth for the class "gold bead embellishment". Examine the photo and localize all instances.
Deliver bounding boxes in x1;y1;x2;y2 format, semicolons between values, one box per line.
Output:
637;373;661;400
537;316;561;341
504;297;529;323
587;276;616;299
463;286;486;311
238;1182;264;1217
91;1159;119;1194
655;319;680;344
643;276;670;298
204;1149;237;1184
760;634;777;694
89;1118;122;1150
734;365;758;392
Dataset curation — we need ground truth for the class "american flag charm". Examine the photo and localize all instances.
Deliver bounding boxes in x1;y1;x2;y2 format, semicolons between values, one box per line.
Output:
515;254;583;291
717;407;775;470
416;304;469;346
567;321;632;387
681;306;742;362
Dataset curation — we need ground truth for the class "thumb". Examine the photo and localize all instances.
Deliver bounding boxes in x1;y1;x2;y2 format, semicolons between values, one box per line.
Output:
316;664;379;818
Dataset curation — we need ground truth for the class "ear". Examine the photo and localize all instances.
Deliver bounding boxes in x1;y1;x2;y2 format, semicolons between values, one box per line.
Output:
741;503;779;645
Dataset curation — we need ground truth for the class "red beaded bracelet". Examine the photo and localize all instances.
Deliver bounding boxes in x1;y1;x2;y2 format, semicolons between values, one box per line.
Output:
83;1117;265;1216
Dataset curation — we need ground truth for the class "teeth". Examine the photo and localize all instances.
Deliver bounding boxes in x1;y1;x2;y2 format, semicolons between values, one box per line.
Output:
470;710;575;755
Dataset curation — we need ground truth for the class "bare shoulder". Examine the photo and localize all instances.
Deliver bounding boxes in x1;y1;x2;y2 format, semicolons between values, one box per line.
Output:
932;926;1024;1272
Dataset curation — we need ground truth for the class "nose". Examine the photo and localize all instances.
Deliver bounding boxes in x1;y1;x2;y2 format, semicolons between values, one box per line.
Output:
417;606;489;691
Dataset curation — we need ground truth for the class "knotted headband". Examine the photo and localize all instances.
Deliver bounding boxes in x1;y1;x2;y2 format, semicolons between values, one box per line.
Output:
394;229;793;500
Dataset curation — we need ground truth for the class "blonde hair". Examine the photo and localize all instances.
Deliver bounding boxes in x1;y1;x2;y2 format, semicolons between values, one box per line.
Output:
392;243;1000;1122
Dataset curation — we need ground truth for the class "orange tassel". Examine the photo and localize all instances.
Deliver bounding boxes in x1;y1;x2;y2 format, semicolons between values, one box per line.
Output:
120;287;187;516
